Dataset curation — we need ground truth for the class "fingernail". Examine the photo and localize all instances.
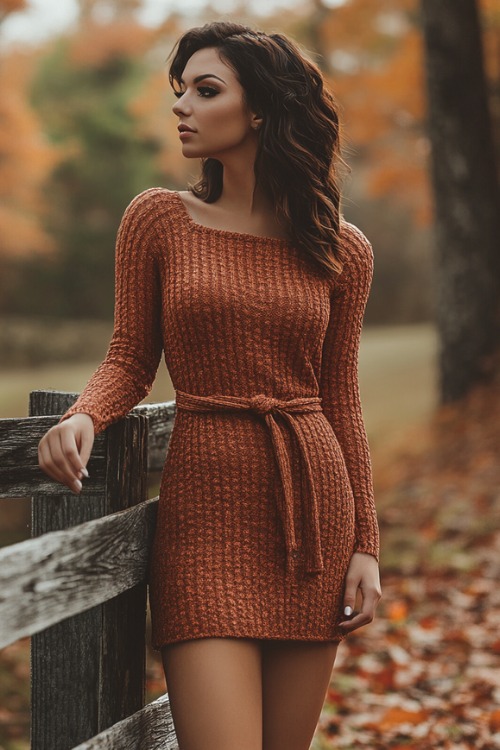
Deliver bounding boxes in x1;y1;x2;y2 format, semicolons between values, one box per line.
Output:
344;606;353;616
74;479;82;492
81;467;89;478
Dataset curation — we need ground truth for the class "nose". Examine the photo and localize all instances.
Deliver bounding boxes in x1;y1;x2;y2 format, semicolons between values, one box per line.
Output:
172;94;191;117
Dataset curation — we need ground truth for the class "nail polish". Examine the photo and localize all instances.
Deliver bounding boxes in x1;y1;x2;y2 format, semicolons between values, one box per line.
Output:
344;605;353;616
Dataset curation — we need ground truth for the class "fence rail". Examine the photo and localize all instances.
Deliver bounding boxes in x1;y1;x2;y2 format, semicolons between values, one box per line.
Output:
0;495;158;648
0;389;179;750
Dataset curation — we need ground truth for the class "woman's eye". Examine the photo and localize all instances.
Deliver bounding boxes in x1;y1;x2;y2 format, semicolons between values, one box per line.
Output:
197;86;218;97
173;87;218;99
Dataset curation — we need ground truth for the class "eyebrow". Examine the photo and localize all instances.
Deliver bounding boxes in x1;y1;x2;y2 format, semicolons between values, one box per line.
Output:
179;73;227;85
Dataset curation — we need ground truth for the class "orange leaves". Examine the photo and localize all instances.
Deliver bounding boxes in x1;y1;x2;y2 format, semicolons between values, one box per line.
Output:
0;0;26;19
489;710;500;733
314;377;500;749
68;19;154;67
0;50;59;256
0;3;191;265
491;638;500;655
321;1;431;224
318;567;500;747
387;599;408;623
315;0;499;229
377;706;430;731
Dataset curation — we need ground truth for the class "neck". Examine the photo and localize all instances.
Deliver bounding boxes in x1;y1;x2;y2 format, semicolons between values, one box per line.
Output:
215;146;271;216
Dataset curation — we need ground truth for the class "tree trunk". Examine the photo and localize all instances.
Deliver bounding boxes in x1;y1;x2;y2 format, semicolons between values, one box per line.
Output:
420;0;500;403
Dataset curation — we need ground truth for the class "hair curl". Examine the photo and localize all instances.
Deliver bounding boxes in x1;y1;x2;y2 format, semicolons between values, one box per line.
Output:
167;21;351;277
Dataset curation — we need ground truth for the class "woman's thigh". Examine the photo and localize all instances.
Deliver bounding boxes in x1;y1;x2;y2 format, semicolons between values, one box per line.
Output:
261;639;339;750
161;637;263;750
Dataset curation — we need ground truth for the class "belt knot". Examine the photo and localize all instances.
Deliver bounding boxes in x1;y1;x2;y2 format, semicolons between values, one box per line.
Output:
174;388;325;577
250;394;278;415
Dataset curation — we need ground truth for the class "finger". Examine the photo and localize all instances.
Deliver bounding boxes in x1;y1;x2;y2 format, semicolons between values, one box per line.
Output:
339;588;380;633
342;576;360;619
338;611;370;633
75;425;94;475
61;424;89;478
46;430;83;493
38;437;64;485
38;434;71;487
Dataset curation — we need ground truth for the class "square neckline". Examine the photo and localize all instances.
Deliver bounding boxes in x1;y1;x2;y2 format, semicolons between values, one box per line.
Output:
172;190;293;246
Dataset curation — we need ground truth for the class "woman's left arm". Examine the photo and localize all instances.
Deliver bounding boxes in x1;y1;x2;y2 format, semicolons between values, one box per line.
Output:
319;222;382;632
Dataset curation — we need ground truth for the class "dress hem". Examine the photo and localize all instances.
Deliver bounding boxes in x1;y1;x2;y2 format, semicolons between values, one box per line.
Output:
151;630;347;651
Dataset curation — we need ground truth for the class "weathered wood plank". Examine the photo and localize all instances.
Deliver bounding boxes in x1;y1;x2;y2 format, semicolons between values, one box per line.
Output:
0;495;158;649
97;414;150;734
0;416;107;498
132;401;176;472
71;693;178;750
0;395;176;497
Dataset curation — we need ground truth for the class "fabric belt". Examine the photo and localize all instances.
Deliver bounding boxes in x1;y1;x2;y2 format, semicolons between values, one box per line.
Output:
174;389;325;577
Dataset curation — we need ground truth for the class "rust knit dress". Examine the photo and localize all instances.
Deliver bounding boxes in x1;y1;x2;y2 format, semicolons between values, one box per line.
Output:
57;187;380;650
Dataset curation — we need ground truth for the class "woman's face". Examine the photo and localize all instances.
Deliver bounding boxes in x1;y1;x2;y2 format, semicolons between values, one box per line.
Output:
172;46;259;159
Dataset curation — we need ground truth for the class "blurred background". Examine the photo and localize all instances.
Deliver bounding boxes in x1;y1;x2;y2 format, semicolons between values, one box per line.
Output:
0;1;499;748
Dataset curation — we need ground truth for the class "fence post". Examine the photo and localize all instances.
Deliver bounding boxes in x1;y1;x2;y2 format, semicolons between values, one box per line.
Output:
29;389;149;750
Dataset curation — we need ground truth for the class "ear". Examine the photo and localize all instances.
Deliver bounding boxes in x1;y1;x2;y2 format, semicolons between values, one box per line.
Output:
250;113;263;130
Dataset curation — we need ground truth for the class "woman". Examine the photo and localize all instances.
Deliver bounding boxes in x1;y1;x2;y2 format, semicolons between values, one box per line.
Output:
38;21;382;750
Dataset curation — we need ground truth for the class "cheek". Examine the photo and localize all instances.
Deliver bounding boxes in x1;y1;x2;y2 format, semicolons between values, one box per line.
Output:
204;97;248;137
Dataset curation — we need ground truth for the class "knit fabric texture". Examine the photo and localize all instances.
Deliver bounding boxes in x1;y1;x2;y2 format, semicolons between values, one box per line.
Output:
57;187;380;648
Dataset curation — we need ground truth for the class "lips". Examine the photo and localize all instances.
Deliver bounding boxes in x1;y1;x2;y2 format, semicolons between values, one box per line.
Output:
178;124;196;133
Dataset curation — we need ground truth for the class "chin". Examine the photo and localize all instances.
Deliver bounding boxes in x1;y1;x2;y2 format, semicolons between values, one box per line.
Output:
180;146;204;158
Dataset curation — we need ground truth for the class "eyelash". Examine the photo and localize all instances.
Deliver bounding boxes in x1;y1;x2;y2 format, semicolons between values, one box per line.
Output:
173;87;219;99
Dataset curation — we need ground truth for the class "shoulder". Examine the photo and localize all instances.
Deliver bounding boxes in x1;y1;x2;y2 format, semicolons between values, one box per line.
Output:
121;187;178;224
116;189;179;259
336;218;374;287
339;219;373;265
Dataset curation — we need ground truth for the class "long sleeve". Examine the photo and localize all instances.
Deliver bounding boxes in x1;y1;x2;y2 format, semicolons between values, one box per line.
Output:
57;188;164;435
319;221;380;560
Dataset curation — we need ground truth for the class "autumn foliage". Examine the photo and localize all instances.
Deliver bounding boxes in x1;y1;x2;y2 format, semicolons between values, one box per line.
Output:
0;52;59;257
313;369;500;748
0;0;497;321
0;0;26;23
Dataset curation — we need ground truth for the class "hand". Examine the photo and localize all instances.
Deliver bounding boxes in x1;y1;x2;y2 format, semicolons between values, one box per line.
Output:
38;413;95;494
338;551;382;633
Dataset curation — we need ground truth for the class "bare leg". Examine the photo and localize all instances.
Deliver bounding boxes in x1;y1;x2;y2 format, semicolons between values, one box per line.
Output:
161;637;263;750
261;639;339;750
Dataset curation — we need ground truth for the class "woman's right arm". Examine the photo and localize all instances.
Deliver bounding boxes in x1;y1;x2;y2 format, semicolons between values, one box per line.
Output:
38;188;165;494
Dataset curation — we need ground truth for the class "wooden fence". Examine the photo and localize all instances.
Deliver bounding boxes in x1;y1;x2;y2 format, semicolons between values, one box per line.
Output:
0;389;180;750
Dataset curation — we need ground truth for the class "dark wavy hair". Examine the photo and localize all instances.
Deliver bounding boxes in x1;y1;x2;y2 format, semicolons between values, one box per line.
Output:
167;21;351;277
